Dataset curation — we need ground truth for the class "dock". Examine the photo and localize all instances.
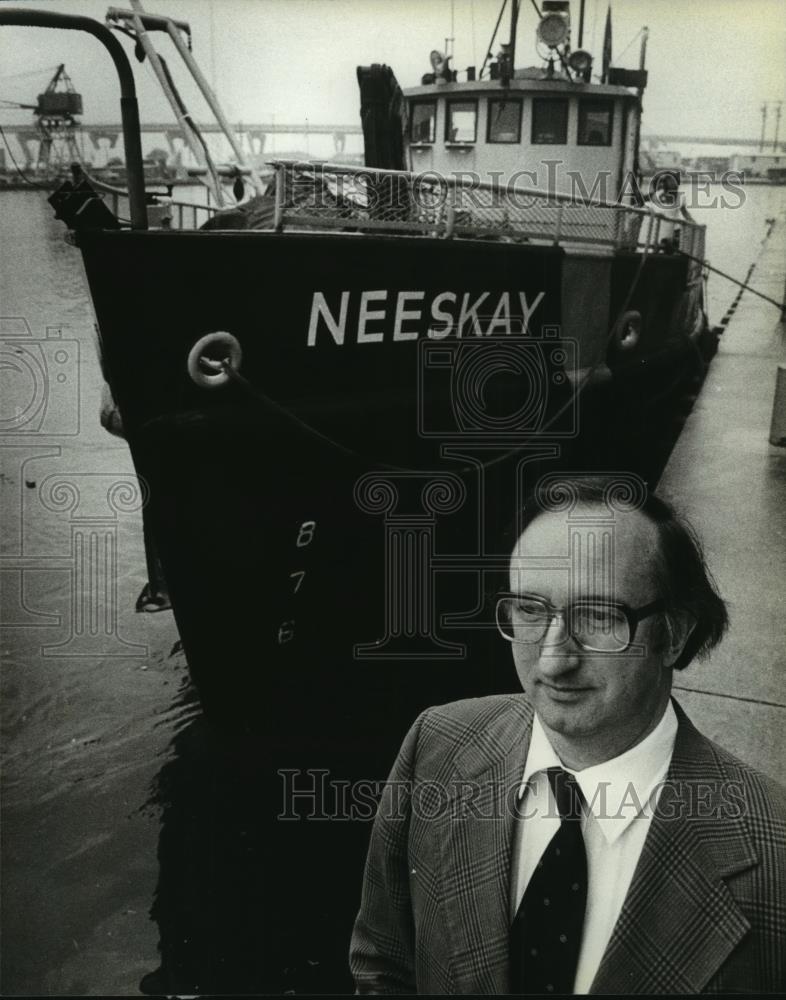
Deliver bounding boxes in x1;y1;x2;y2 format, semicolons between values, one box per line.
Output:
659;212;786;783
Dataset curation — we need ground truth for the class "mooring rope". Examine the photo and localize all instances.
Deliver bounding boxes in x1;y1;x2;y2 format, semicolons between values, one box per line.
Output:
201;230;656;475
673;684;786;711
676;216;783;320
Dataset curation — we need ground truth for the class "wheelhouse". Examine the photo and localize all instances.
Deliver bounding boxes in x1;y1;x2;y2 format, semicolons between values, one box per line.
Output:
404;76;640;202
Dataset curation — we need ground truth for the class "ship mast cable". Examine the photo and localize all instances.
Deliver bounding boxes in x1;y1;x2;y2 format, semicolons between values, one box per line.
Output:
0;7;147;229
479;0;509;80
154;6;265;195
509;0;521;72
0;64;61;81
120;4;224;205
116;0;263;195
614;27;643;64
154;52;222;198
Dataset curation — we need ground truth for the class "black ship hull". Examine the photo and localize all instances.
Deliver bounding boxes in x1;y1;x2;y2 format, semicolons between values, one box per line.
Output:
77;226;707;990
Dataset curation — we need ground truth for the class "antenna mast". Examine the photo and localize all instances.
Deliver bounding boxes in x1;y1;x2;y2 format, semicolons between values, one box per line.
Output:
509;0;521;72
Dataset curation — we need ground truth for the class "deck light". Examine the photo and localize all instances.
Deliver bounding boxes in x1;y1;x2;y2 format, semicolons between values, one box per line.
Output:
538;13;569;48
568;48;593;78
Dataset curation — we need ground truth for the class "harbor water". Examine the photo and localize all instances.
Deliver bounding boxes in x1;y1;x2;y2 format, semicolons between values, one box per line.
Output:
1;181;785;994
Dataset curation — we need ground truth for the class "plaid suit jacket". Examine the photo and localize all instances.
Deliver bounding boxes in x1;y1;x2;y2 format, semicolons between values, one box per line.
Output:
350;695;786;994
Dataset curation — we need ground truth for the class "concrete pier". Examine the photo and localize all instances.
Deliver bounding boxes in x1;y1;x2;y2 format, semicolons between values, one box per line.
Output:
659;212;786;783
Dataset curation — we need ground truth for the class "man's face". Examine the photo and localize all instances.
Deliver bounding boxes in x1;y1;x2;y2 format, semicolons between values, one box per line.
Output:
508;503;675;766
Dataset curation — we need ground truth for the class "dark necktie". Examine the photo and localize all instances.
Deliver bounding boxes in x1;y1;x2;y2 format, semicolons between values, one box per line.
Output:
510;767;588;995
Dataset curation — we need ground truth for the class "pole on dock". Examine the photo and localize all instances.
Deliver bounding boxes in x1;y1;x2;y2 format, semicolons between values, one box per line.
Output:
769;364;786;447
773;102;783;153
759;102;768;151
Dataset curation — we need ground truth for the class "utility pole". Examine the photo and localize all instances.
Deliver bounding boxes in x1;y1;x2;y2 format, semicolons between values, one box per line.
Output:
773;101;783;152
759;102;768;151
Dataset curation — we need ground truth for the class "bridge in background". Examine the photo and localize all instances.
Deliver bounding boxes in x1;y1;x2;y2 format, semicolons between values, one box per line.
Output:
2;121;781;145
1;120;783;171
643;133;784;150
0;120;364;170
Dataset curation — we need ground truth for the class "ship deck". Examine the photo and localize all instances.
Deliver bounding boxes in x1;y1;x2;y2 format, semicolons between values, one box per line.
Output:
658;213;786;782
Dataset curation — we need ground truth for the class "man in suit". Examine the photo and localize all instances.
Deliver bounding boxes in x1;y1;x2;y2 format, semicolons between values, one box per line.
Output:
350;476;786;993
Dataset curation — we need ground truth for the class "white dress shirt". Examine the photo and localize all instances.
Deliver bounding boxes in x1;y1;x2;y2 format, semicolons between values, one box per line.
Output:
510;703;678;994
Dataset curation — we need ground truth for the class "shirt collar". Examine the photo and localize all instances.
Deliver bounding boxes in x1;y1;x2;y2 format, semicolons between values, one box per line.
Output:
518;701;678;844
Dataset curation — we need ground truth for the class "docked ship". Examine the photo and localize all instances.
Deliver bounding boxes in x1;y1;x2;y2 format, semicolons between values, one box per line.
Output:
2;1;716;991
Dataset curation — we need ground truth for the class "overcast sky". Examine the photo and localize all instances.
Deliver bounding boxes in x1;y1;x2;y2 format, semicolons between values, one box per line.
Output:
1;0;784;141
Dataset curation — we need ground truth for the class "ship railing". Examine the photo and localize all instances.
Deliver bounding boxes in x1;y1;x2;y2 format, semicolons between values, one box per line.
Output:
78;169;221;229
268;160;706;259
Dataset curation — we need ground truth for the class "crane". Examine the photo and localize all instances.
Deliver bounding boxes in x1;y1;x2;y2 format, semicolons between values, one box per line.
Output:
0;64;83;173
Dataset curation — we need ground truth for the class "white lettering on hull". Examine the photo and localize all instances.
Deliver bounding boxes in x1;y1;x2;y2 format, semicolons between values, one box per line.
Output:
307;291;350;346
519;292;545;334
306;290;546;346
357;290;387;344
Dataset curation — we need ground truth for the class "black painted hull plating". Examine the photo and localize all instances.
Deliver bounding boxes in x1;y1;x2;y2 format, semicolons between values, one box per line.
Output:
77;227;705;990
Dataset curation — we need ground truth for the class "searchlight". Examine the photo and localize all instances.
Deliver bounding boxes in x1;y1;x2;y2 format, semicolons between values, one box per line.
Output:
537;1;570;49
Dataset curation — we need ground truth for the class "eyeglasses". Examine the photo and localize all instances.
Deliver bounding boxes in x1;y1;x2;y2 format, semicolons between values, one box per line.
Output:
495;592;666;653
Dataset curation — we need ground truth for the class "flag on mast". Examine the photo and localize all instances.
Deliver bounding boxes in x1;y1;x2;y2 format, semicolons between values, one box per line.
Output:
602;6;612;83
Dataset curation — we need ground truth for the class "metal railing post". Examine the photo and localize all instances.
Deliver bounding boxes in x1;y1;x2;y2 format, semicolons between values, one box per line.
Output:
612;205;622;248
444;203;456;239
273;165;285;231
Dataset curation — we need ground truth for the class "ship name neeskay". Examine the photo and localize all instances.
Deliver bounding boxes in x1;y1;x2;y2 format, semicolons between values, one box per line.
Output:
306;290;545;345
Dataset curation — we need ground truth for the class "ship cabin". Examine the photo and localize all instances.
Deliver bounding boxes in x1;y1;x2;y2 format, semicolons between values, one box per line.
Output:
403;73;641;204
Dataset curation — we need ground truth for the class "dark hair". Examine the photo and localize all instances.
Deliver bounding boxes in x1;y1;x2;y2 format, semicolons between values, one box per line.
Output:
508;474;728;671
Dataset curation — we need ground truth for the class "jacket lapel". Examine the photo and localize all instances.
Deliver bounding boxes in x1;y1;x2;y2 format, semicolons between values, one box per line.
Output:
439;697;534;994
590;701;757;994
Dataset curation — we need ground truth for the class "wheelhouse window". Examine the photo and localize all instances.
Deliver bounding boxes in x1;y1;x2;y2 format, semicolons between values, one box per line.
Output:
531;98;568;144
445;100;478;143
411;101;437;143
578;100;614;146
487;99;522;143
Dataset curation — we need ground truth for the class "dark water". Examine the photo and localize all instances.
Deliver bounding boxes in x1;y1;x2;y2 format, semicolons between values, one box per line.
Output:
0;190;194;994
1;182;783;995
